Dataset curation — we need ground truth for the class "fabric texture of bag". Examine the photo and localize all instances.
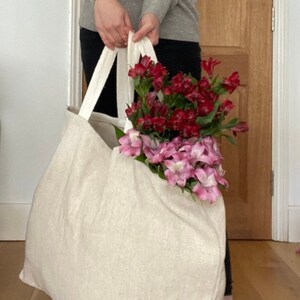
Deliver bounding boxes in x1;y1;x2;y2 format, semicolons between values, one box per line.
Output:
20;33;226;300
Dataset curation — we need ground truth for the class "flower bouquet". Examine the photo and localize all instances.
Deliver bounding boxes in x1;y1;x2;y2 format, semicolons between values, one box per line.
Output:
115;56;248;203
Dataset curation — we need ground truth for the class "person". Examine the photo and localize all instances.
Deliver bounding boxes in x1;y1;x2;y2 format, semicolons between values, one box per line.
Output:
79;1;233;298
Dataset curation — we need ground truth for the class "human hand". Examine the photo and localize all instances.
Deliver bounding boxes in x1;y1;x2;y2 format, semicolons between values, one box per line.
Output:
224;296;233;300
94;0;132;49
132;13;160;45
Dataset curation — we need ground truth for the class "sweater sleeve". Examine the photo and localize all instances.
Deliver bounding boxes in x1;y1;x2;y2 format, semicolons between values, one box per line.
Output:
140;0;178;23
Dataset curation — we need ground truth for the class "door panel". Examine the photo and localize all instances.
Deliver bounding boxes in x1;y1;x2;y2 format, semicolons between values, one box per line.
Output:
198;0;273;239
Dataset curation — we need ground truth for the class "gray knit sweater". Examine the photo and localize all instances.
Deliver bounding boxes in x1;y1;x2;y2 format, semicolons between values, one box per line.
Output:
79;0;199;42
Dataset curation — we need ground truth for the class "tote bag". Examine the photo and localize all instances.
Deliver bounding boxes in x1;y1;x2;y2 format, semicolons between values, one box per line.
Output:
20;33;226;300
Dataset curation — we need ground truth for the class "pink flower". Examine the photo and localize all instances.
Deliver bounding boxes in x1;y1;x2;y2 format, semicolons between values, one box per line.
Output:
213;166;228;188
190;141;212;165
119;129;142;157
192;183;221;203
164;157;194;188
192;167;222;203
203;137;222;165
194;167;218;187
142;136;177;164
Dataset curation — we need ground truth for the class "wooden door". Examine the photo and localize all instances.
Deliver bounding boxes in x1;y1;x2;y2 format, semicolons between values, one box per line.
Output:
198;0;273;239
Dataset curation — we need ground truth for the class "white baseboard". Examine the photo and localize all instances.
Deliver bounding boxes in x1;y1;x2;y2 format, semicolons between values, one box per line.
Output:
288;207;300;242
0;204;31;240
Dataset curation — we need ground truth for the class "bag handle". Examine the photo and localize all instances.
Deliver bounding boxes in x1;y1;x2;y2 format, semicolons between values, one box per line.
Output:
79;32;157;122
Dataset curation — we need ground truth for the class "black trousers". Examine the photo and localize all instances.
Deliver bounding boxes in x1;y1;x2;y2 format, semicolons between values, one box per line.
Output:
80;27;233;296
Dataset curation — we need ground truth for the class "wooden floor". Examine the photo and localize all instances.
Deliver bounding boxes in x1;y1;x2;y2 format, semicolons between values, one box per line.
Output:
0;241;300;300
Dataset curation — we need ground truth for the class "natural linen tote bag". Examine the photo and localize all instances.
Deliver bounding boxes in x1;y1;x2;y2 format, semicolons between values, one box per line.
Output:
20;33;226;300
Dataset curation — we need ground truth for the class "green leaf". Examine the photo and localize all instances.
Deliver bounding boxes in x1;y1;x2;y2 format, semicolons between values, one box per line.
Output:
141;102;150;115
222;117;238;129
158;165;166;180
114;126;126;140
200;126;217;137
212;82;227;95
135;153;147;163
223;134;237;145
196;101;220;126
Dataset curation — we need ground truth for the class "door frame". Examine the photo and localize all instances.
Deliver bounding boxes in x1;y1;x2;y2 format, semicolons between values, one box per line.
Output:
69;0;83;108
272;0;289;241
69;0;289;241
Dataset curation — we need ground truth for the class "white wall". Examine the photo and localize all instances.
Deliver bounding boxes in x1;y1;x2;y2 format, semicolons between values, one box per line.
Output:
0;1;71;239
287;0;300;242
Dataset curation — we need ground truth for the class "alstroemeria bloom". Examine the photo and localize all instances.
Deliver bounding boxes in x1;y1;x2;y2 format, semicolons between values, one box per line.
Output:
190;141;213;165
192;183;221;203
223;71;240;94
232;121;249;136
220;99;235;115
213;166;229;188
202;58;221;78
164;156;194;188
203;137;222;165
197;99;214;116
142;136;179;164
193;167;222;203
194;167;218;187
119;129;142;158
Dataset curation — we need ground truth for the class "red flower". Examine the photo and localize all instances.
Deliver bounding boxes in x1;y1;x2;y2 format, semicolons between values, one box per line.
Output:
220;100;235;115
181;124;200;138
152;117;166;133
232;121;249;136
136;116;153;131
146;92;157;109
166;109;186;131
168;72;194;96
152;76;164;91
198;77;211;91
125;102;141;117
202;58;221;78
197;100;214;116
151;100;168;117
128;63;147;78
185;90;202;102
223;72;240;94
162;86;172;96
184;109;196;124
169;72;185;94
149;62;167;79
140;55;152;68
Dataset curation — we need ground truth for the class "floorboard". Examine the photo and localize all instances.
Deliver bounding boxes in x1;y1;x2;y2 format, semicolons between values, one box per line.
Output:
0;241;299;300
